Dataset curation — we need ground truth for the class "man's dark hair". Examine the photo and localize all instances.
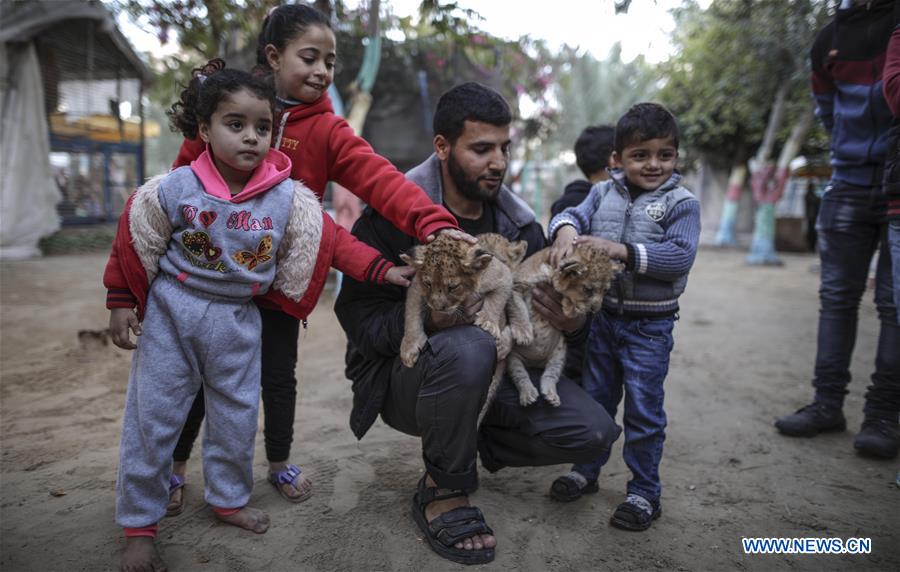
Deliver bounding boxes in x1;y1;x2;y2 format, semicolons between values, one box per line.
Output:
614;103;679;154
433;82;512;143
575;125;615;178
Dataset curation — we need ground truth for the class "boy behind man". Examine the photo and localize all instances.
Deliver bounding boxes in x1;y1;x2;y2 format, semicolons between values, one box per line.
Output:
546;103;701;531
551;125;616;216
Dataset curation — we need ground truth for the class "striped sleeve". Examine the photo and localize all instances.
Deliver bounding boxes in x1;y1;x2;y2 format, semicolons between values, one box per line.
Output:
547;185;602;240
884;26;900;117
810;25;835;132
106;288;137;309
364;255;395;285
628;199;701;281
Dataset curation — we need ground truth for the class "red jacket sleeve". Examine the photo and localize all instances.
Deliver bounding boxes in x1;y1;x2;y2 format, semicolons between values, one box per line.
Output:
328;211;394;284
102;194;149;316
884;27;900;117
173;137;206;169
103;203;137;310
325;118;459;242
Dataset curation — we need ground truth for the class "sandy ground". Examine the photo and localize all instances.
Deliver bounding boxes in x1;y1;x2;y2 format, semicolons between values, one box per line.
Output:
1;248;898;571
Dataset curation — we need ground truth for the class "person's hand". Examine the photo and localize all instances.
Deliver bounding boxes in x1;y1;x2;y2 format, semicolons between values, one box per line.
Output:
426;227;478;244
574;235;628;261
110;307;141;350
384;265;416;287
531;283;585;334
427;292;484;331
549;225;578;268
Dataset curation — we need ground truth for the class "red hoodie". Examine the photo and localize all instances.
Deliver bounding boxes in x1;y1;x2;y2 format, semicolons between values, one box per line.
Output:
104;149;393;321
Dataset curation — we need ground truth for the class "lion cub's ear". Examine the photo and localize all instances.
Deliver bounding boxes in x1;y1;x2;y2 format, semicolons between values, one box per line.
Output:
399;246;424;268
609;260;625;274
559;259;585;277
509;240;528;264
464;246;494;272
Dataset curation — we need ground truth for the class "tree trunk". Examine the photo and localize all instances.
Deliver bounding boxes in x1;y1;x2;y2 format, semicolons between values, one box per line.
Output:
346;0;381;135
747;103;815;265
713;162;748;246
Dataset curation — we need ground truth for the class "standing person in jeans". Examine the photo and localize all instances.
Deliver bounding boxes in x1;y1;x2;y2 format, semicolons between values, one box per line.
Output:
775;0;899;459
883;23;900;322
335;82;620;565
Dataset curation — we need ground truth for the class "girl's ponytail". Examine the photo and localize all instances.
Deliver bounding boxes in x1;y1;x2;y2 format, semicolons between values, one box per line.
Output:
168;58;227;139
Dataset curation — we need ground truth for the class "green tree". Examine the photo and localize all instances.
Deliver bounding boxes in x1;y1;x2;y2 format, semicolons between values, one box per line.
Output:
550;43;658;160
659;0;831;263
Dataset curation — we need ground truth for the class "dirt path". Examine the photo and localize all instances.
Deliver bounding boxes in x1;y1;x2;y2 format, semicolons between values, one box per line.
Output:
1;248;897;571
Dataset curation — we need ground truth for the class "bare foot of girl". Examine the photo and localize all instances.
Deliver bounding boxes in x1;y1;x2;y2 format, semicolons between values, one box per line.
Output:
121;537;168;572
214;506;270;533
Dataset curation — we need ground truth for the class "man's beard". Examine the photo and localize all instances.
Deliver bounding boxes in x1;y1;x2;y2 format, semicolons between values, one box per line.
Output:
447;152;504;202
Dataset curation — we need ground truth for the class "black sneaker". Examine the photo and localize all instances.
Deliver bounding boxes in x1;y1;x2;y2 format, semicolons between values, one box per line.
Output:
853;419;900;459
774;402;846;437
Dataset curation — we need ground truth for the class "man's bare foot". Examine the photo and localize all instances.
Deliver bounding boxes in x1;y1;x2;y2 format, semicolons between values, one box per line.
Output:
268;461;313;502
166;462;186;516
214;506;270;534
423;475;496;551
121;537;168;572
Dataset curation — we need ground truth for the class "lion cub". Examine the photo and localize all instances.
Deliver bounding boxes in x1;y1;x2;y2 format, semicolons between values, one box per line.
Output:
399;234;523;368
507;244;619;407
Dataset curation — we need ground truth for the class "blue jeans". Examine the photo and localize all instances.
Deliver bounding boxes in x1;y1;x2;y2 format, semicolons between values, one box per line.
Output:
890;219;900;325
572;311;675;502
813;182;899;421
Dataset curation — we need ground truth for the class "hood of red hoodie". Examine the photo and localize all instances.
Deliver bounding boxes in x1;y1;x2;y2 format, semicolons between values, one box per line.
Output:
190;148;292;203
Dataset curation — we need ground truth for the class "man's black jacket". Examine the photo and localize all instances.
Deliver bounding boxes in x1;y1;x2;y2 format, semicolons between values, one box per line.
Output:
335;153;558;439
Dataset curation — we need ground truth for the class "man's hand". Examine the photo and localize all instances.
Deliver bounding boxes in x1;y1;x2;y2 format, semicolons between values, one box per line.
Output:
384;265;416;287
574;235;628;261
110;307;142;350
425;227;478;244
427;293;484;331
549;225;578;268
531;283;585;334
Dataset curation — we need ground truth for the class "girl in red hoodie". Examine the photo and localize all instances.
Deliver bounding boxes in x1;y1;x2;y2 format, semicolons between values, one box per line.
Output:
168;4;468;509
107;62;413;572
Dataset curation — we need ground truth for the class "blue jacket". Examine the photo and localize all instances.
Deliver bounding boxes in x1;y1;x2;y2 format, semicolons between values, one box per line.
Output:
548;170;701;317
810;0;898;187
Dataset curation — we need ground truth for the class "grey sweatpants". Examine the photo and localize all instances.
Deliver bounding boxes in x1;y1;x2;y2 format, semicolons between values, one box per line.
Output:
116;275;262;528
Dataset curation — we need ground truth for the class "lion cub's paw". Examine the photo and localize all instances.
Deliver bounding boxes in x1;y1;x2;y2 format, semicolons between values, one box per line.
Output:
540;381;561;407
400;335;426;368
518;383;540;406
510;321;534;346
474;314;502;340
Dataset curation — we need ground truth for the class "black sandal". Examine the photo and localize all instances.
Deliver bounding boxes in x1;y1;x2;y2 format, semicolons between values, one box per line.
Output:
610;497;661;531
411;476;495;565
549;473;599;502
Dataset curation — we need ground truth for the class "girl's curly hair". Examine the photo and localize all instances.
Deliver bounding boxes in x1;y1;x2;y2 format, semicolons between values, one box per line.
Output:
167;58;275;140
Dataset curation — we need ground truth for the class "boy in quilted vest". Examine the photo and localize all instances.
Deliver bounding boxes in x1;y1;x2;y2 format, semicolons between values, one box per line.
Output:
546;103;701;531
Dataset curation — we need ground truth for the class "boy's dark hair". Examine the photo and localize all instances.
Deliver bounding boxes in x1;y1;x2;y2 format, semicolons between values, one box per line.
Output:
575;125;615;178
433;82;512;143
256;4;332;70
168;59;275;140
614;103;679;154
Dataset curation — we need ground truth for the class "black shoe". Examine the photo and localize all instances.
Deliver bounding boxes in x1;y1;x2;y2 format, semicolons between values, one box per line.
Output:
774;402;846;437
550;472;599;502
610;494;661;531
853;419;900;459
